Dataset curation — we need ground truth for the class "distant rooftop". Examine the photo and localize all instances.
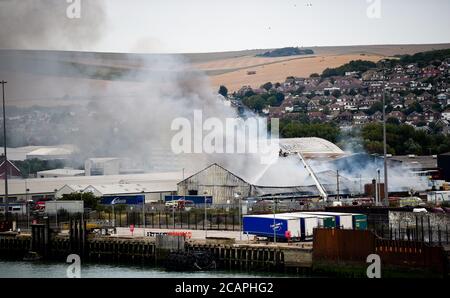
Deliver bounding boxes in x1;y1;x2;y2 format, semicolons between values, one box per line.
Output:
389;155;437;170
279;137;345;157
27;147;73;157
37;168;85;176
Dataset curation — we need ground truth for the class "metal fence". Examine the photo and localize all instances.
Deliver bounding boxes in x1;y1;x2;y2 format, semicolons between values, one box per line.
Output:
373;223;450;246
0;210;242;232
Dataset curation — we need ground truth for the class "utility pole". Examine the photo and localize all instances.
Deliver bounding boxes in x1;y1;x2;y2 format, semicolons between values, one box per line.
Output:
273;198;276;244
359;174;362;194
234;192;242;241
203;191;208;239
141;191;145;237
382;88;389;206
1;81;8;220
336;170;340;201
377;169;381;206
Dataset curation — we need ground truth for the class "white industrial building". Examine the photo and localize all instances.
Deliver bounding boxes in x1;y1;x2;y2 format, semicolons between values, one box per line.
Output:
0;171;186;203
56;182;176;203
26;147;74;160
84;157;145;176
2;137;356;205
178;163;252;204
6;145;76;161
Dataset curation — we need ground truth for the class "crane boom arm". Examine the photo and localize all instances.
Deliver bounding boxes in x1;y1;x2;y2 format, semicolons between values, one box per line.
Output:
296;153;328;201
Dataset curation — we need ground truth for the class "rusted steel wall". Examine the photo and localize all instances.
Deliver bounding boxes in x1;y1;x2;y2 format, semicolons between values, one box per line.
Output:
313;228;446;273
375;239;446;273
313;228;375;262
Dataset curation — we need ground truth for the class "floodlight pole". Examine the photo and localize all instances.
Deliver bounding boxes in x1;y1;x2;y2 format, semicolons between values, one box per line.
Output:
172;194;175;229
204;192;208;239
1;81;8;219
234;192;242;241
336;170;340;201
141;191;145;237
383;88;389;206
55;189;58;229
273;198;276;244
377;169;381;206
111;197;118;228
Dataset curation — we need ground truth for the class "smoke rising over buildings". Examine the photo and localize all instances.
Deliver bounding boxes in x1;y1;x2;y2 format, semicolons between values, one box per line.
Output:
0;1;429;195
0;0;107;51
0;1;252;171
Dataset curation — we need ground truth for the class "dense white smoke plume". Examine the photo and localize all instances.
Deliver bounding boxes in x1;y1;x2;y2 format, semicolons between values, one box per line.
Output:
0;0;107;51
0;1;429;194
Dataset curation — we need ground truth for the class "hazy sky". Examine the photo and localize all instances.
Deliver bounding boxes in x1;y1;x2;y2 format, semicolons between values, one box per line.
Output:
2;0;450;53
101;0;450;53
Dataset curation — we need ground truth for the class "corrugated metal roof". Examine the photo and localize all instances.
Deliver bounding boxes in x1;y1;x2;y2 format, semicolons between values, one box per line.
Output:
279;137;345;156
37;168;85;176
0;171;187;196
86;182;177;195
27;147;73;156
6;145;76;161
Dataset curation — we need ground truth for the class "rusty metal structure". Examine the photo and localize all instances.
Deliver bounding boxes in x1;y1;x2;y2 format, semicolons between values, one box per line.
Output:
313;228;448;276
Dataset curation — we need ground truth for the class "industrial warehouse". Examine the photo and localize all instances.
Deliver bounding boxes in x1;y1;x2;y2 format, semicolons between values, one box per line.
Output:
1;138;450;278
2;0;450;287
0;137;445;208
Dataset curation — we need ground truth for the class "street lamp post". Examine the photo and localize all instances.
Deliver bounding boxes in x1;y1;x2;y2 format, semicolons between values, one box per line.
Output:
1;80;9;220
172;194;175;229
111;197;119;228
273;198;277;244
80;190;84;229
383;88;389;206
203;191;208;239
336;170;340;201
377;169;381;206
234;192;242;241
54;189;58;230
25;179;30;230
141;191;145;237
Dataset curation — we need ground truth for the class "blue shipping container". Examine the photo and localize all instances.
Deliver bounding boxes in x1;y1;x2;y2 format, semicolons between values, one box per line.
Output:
243;216;288;238
243;215;302;239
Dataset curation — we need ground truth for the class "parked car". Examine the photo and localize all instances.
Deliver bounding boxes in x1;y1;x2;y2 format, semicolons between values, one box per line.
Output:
165;199;195;211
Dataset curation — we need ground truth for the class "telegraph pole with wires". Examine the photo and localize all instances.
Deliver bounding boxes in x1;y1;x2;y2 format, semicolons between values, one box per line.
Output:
1;80;8;219
382;87;389;207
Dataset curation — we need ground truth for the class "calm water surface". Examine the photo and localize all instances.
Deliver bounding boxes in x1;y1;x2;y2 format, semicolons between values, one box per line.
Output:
0;260;297;278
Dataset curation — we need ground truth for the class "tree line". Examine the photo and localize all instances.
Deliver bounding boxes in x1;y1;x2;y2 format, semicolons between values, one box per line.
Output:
279;120;450;156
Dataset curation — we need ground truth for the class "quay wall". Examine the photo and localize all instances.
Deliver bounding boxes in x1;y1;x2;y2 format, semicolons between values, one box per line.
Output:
0;235;313;273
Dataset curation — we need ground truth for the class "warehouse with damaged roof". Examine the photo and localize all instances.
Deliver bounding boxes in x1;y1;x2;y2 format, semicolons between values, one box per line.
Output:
176;137;358;204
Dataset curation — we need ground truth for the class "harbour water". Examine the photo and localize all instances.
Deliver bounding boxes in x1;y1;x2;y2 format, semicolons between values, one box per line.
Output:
0;260;297;278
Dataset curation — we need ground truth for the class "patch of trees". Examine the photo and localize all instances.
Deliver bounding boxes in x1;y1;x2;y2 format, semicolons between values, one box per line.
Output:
13;158;67;178
218;85;228;97
241;92;285;112
361;122;450;155
395;48;450;67
280;120;340;143
322;60;377;78
60;192;103;211
256;47;314;57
